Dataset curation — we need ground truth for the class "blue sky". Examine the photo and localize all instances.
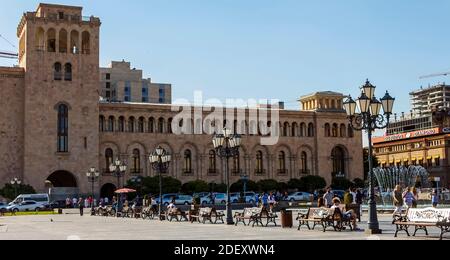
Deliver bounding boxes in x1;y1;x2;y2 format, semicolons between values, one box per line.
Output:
1;0;450;113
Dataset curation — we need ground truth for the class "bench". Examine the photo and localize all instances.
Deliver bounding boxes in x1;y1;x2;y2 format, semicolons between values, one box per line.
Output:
234;207;277;227
393;207;450;240
141;206;158;220
167;208;188;222
297;207;354;232
190;207;225;224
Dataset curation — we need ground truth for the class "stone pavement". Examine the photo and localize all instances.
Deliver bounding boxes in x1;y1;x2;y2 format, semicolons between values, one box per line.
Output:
0;213;446;240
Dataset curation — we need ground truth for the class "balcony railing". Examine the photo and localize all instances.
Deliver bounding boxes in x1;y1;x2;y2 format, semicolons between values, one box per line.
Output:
130;169;143;176
231;169;244;176
299;169;311;176
277;169;288;175
208;169;218;176
254;169;266;176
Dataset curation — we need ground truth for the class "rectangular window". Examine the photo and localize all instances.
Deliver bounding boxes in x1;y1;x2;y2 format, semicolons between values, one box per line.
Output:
142;82;149;103
124;82;131;102
106;82;111;89
59;12;64;20
105;91;111;99
159;86;165;103
106;73;111;80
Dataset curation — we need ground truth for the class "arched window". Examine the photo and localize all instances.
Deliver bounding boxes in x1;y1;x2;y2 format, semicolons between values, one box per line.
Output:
158;118;165;133
35;27;45;51
340;124;347;138
209;150;216;172
54;62;62;80
128;117;135;132
291;123;298;137
99;115;105;132
278;151;286;173
47;28;56;52
64;63;72;81
105;148;113;170
324;123;331;137
138;117;145;133
81;31;90;54
132;149;140;174
168;118;173;134
118;116;125;132
57;104;69;152
148;117;155;133
332;146;346;178
301;152;308;174
308;123;314;137
300;123;307;137
108;116;115;132
233;154;240;173
348;125;354;138
256;151;264;174
70;30;79;54
184;150;192;173
283;122;289;137
332;123;339;137
59;29;68;53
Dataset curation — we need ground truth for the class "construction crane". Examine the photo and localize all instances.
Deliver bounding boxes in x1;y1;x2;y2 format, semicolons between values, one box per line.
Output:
420;71;450;79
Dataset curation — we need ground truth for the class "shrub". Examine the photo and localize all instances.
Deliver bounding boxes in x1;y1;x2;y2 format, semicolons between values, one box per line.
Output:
181;180;209;194
300;175;326;193
0;183;36;200
331;177;354;190
257;179;279;192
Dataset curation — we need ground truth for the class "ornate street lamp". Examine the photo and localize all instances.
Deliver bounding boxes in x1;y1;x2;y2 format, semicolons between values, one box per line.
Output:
109;158;127;189
213;127;242;225
149;146;171;221
343;79;395;234
86;167;100;215
10;177;22;199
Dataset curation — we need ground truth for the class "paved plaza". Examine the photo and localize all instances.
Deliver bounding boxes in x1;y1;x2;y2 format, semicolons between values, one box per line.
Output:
0;212;446;240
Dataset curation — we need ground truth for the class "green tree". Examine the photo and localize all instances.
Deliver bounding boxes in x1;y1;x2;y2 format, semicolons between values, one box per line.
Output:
181;180;209;194
300;175;327;193
213;183;227;193
230;180;258;193
0;183;36;200
257;179;279;192
287;179;304;191
129;176;182;195
353;178;366;188
331;177;354;190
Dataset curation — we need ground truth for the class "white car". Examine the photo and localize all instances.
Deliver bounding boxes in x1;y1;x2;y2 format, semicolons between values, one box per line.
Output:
285;192;312;202
6;201;45;213
0;202;8;212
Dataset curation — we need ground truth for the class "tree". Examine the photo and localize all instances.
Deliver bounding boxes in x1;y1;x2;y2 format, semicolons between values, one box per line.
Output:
363;148;379;181
331;177;354;190
257;179;279;192
181;180;209;194
287;179;304;191
129;176;182;196
353;178;366;188
230;180;258;193
213;183;227;193
0;183;36;200
300;175;327;193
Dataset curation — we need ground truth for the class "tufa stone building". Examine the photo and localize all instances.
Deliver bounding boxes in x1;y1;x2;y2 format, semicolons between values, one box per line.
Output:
0;3;363;199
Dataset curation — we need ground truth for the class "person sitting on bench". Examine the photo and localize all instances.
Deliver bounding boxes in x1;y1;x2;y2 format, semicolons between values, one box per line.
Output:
331;198;361;231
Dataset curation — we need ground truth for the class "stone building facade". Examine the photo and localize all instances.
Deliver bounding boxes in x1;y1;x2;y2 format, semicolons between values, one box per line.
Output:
0;3;364;199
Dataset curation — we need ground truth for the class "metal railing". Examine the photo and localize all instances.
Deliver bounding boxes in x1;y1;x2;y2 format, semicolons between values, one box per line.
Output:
231;169;244;176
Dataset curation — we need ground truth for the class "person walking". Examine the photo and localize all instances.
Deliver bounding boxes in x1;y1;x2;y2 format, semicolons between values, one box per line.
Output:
72;197;78;208
323;187;334;208
78;197;84;216
403;187;415;209
393;185;403;216
432;189;439;208
412;187;419;208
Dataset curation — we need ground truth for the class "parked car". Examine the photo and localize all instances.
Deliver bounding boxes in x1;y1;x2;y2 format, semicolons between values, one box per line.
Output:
285;192;312;202
243;192;257;204
0;202;8;213
47;200;66;209
230;193;241;203
154;193;178;206
10;194;49;207
333;190;345;200
200;193;227;206
6;201;45;213
174;195;193;205
193;192;209;199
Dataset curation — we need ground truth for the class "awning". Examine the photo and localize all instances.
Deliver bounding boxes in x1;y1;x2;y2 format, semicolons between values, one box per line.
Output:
418;157;423;161
427;156;432;160
411;158;417;161
403;158;409;162
434;156;441;159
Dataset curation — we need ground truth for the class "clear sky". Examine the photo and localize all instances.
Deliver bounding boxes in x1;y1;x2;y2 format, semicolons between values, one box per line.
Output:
1;0;450;114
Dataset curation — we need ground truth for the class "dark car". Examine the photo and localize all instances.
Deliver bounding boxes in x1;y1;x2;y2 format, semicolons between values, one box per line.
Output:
47;200;66;209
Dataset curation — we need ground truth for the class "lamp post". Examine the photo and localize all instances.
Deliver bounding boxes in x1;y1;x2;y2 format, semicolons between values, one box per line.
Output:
109;159;127;217
86;167;100;215
109;158;127;189
10;178;22;198
149;146;171;221
343;79;395;234
213;128;242;225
